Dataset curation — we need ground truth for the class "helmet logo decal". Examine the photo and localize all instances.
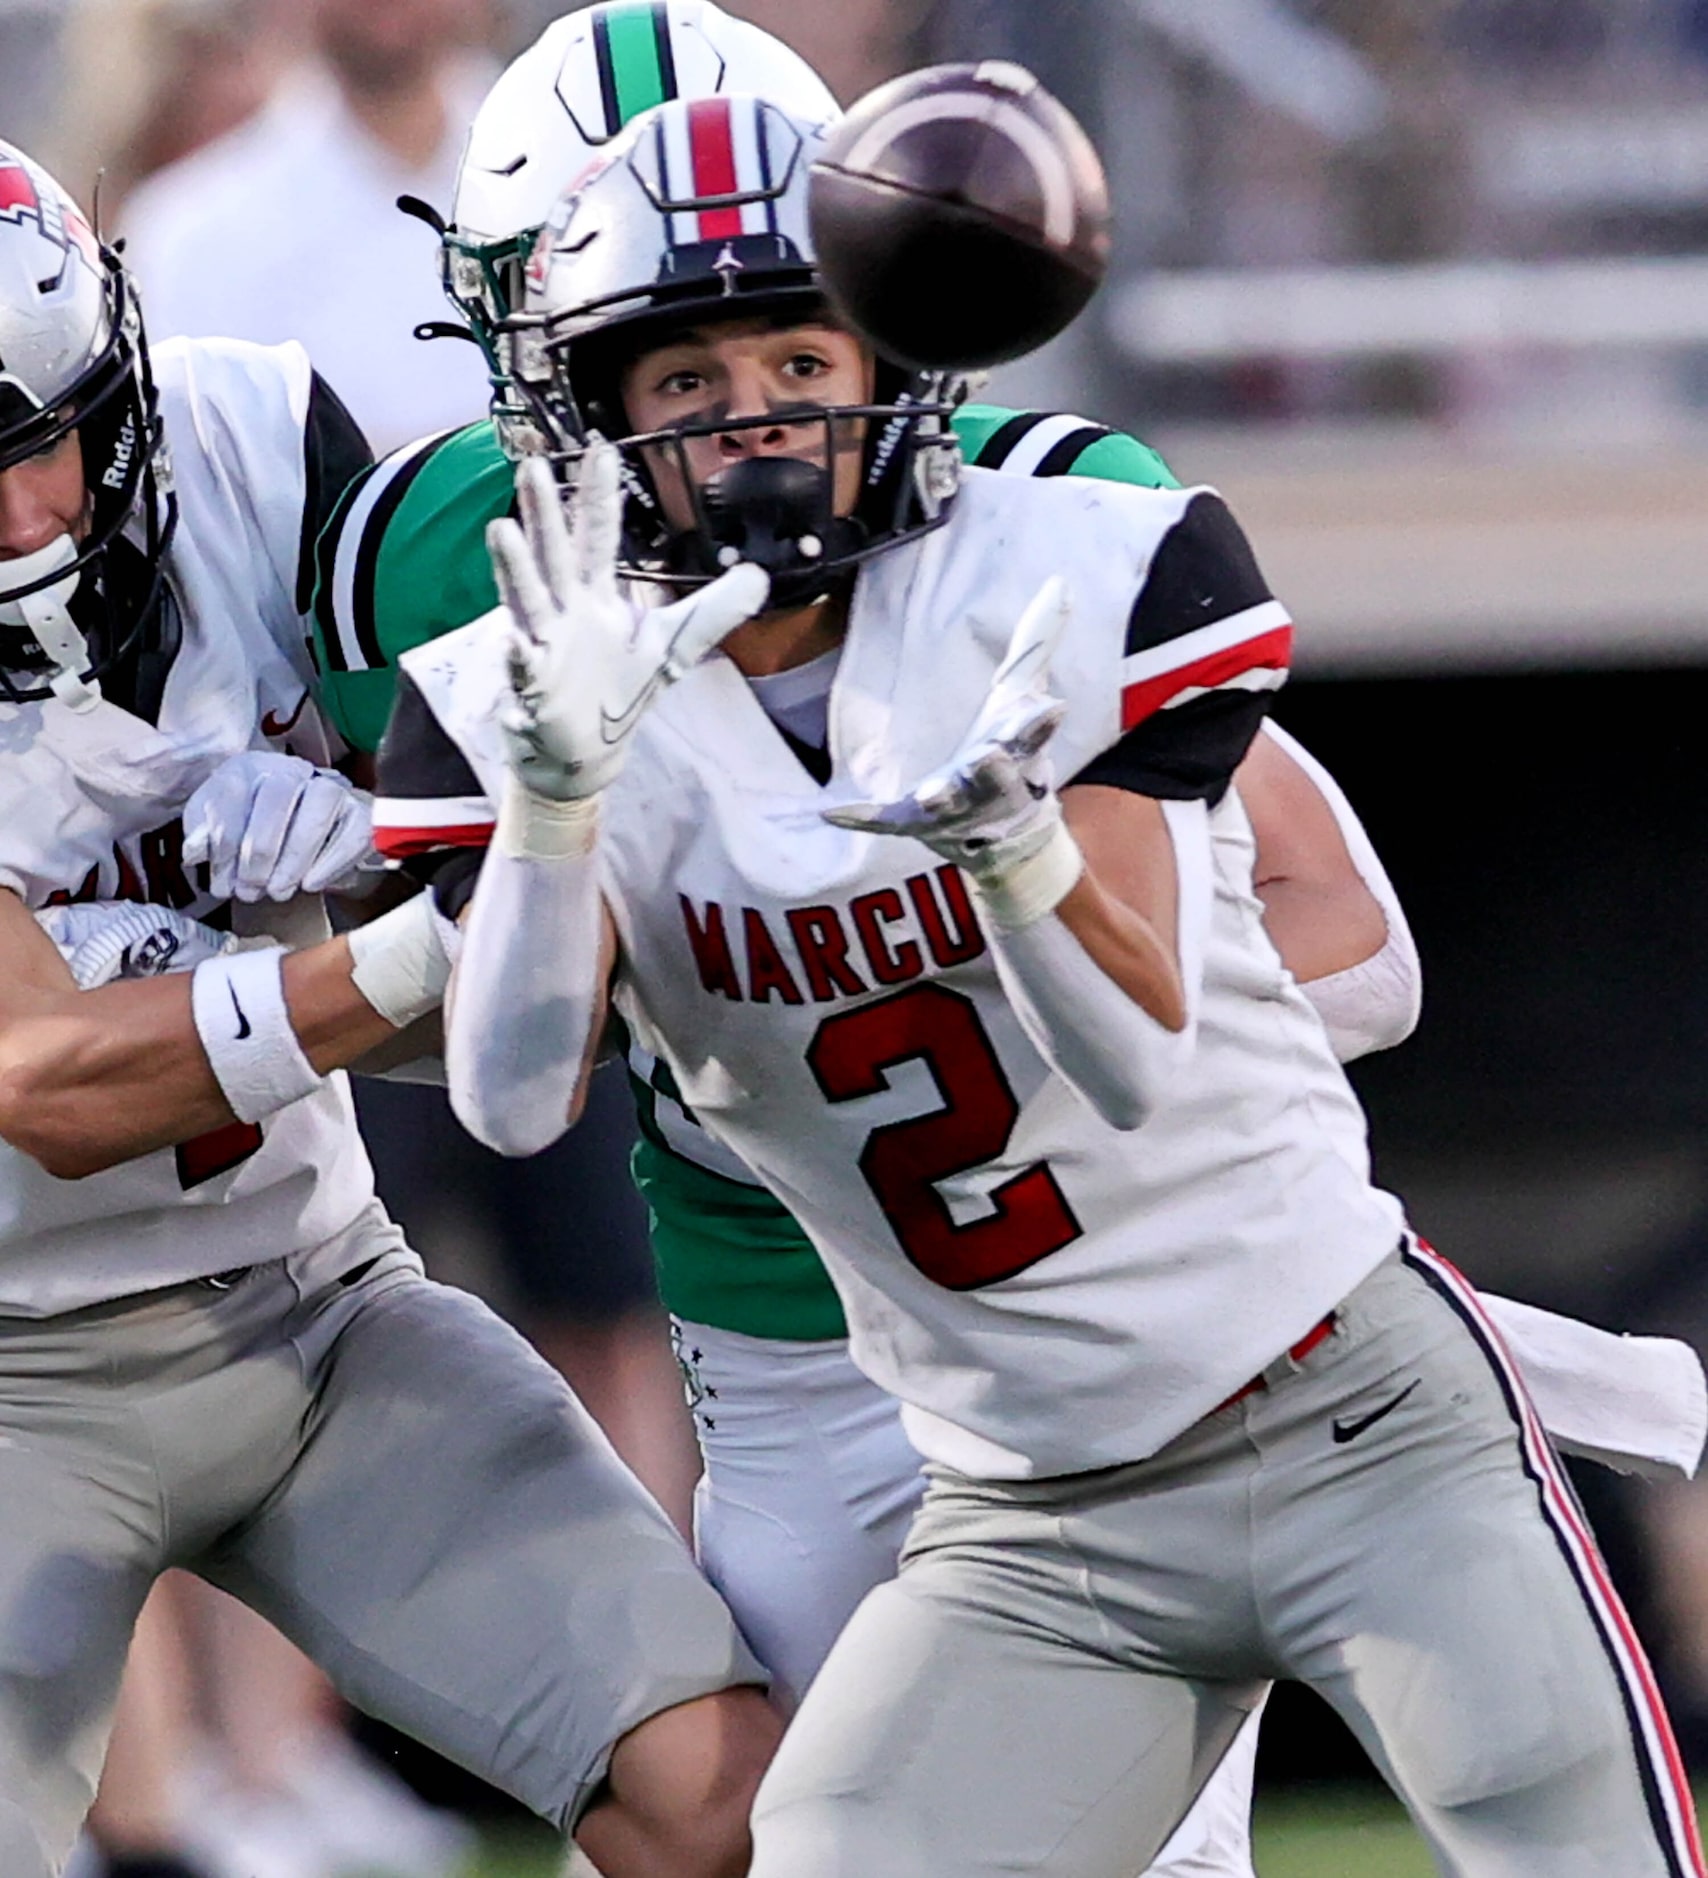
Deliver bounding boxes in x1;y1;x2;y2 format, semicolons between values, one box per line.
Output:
0;162;40;222
713;241;743;295
0;156;100;286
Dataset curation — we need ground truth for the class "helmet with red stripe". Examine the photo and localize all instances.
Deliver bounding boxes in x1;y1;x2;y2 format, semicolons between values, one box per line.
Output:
445;0;839;453
511;95;961;606
0;140;175;707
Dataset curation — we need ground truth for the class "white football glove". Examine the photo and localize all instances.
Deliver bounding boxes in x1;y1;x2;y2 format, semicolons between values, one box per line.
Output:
181;751;378;903
823;577;1081;928
37;901;236;990
486;444;771;802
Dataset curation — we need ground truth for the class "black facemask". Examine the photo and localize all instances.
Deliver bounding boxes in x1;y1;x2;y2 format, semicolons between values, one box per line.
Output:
691;456;867;604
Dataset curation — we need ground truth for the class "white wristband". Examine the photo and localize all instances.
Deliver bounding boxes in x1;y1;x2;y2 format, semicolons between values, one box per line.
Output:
190;946;325;1124
346;891;457;1029
968;818;1085;932
496;774;601;862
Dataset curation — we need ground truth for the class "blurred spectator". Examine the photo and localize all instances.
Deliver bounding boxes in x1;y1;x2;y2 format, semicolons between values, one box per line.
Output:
120;0;498;452
44;0;291;216
0;0;66;152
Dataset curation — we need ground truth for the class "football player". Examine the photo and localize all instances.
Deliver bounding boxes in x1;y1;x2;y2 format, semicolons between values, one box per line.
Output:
318;9;1384;1872
343;12;1705;1878
423;97;1704;1875
0;139;777;1878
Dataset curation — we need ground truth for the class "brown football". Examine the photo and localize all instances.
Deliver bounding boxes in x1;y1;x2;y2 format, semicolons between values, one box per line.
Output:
808;61;1111;373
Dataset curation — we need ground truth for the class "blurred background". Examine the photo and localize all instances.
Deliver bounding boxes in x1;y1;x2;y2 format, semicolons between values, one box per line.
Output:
7;0;1708;1872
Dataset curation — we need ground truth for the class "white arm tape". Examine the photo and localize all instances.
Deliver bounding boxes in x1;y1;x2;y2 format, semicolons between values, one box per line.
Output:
1483;1293;1708;1481
1302;941;1420;1065
190;946;325;1124
446;776;606;1156
969;817;1085;932
346;890;457;1029
1263;721;1422;1060
980;797;1210;1132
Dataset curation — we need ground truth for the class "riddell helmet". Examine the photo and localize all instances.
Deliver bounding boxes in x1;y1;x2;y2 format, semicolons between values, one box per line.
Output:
511;95;962;607
444;0;840;453
0;141;174;707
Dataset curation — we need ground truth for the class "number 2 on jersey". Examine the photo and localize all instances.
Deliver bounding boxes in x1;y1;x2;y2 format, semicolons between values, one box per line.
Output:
807;982;1082;1289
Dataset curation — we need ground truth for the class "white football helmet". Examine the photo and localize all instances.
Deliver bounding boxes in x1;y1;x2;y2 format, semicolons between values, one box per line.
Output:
512;96;962;607
443;0;839;451
0;140;174;707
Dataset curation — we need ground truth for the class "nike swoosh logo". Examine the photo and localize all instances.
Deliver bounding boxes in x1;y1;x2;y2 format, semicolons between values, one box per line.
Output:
261;691;309;739
228;982;252;1041
1331;1378;1419;1445
599;671;667;747
596;604;723;746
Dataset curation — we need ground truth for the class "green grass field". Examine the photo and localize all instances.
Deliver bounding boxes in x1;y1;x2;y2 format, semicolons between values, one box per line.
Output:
456;1785;1450;1875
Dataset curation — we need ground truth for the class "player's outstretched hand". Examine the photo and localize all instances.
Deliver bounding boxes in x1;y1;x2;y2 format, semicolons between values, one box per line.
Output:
487;445;770;801
183;751;379;902
37;901;236;989
824;576;1072;886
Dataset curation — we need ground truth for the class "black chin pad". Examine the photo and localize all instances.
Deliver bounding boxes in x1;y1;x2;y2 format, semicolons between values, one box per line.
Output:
700;456;832;573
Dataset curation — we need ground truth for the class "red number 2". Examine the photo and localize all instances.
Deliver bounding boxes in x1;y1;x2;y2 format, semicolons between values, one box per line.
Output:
807;982;1081;1289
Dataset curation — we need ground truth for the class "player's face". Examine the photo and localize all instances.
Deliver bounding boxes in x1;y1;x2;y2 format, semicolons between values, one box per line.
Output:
0;429;88;562
619;317;876;533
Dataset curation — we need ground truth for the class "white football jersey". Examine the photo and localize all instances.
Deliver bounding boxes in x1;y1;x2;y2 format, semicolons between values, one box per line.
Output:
403;469;1405;1475
0;337;375;1316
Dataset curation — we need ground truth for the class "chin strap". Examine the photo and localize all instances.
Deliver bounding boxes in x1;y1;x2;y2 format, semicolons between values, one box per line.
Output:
0;535;100;710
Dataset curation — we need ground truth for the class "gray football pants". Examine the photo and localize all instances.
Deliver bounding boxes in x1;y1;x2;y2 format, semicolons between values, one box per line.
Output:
0;1206;761;1878
750;1245;1703;1877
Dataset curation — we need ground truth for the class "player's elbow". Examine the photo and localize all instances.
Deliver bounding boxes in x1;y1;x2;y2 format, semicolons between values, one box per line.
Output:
0;1044;112;1179
449;1078;579;1159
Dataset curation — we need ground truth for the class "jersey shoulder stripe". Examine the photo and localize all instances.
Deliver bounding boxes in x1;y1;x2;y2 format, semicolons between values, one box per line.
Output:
953;403;1181;489
1119;602;1291;727
1113;487;1291;723
311;421;513;752
316;428;459;675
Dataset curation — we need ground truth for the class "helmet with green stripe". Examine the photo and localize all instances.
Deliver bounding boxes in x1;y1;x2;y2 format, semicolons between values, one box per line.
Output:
445;1;839;454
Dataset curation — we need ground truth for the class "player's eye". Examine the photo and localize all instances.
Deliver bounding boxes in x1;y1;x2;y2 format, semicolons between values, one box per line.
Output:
25;421;77;466
657;367;707;398
783;352;831;379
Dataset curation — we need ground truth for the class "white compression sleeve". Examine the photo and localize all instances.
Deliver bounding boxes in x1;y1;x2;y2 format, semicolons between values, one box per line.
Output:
1262;721;1422;1061
978;797;1211;1132
446;777;607;1157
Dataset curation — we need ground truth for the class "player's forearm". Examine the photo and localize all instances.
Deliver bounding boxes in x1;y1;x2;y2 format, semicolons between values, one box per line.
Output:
0;942;396;1177
972;793;1207;1133
0;891;453;1178
446;780;612;1157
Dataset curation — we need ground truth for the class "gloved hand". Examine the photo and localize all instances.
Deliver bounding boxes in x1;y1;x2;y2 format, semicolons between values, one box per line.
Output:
822;577;1080;928
487;444;771;802
37;901;236;989
182;751;378;902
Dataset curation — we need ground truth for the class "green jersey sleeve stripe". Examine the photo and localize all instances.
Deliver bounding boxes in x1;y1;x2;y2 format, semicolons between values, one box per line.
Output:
330;430;456;673
1034;425;1116;477
1060;426;1182;489
967;409;1051;469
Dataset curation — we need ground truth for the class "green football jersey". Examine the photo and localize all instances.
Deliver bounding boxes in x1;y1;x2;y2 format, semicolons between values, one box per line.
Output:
314;406;1180;1340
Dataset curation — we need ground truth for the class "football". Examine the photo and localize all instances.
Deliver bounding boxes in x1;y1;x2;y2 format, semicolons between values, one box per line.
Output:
808;61;1111;373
